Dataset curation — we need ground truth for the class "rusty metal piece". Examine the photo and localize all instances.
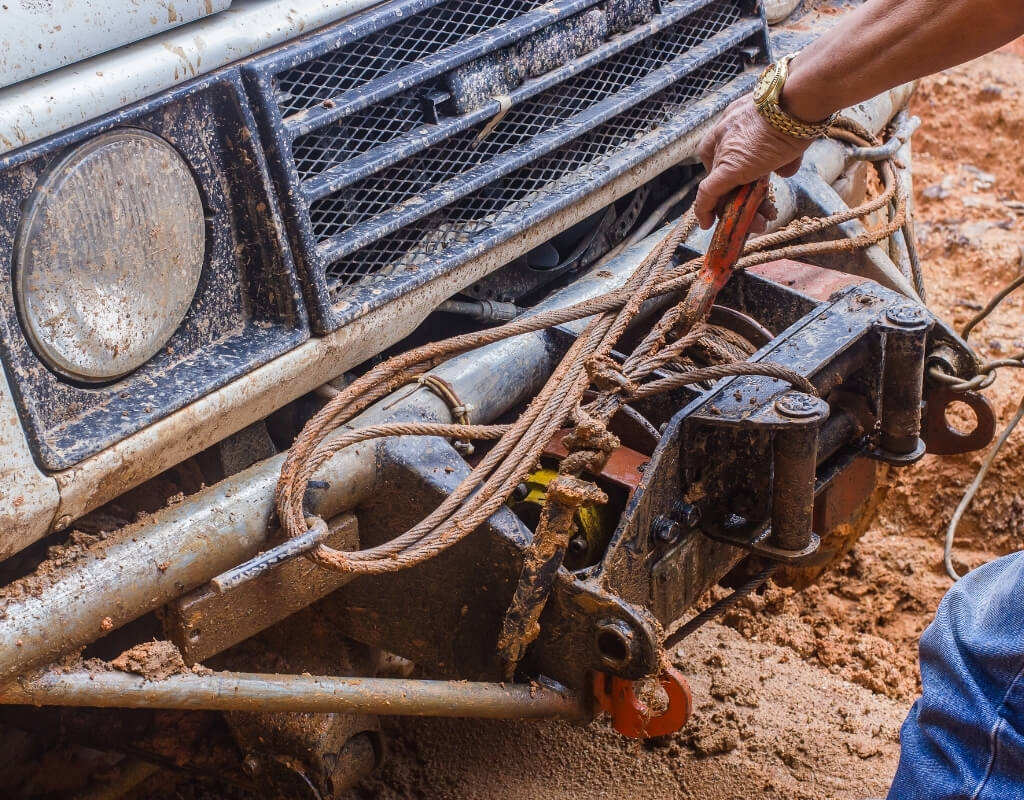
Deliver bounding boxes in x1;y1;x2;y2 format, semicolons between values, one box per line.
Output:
775;458;883;589
771;392;829;551
923;386;997;456
879;302;933;456
0;671;587;721
675;177;770;335
592;666;693;739
498;475;608;675
542;430;648;494
165;514;359;664
223;615;382;800
748;258;867;301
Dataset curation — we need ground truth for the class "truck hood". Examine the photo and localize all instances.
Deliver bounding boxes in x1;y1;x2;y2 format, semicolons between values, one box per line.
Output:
1;0;233;89
0;0;377;158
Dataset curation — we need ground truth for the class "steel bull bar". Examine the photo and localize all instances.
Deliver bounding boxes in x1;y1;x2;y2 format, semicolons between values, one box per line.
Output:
0;233;668;683
0;86;975;720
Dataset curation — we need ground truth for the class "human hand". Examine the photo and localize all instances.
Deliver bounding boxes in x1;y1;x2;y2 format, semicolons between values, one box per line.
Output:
694;96;812;229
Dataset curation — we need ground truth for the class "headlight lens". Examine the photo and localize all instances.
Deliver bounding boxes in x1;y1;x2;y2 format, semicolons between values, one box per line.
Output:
15;129;205;383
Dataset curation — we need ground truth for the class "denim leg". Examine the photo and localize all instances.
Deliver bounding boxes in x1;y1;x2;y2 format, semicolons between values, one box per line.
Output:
888;551;1024;800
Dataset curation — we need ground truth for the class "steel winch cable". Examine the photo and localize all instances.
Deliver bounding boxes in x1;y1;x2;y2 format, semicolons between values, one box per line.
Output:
941;252;1024;581
663;564;779;650
275;119;912;655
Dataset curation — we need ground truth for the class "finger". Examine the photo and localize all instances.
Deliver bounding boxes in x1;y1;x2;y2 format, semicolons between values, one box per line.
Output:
694;168;736;230
775;156;803;179
759;196;778;222
749;213;767;234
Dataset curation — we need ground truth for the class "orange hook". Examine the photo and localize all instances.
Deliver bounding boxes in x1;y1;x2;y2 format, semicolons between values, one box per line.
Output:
592;667;693;739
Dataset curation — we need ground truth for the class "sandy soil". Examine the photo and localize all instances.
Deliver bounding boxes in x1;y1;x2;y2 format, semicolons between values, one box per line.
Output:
350;45;1024;800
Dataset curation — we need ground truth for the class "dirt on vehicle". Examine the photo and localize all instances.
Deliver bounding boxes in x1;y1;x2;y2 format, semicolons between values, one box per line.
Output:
18;41;1021;800
347;43;1024;800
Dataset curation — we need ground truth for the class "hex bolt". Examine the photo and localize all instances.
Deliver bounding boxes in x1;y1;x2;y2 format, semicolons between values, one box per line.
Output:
774;391;825;419
651;517;682;545
886;302;928;328
568;534;589;557
671;501;701;529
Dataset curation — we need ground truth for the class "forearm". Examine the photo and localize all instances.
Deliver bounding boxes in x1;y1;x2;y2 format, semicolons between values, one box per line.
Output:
784;0;1024;122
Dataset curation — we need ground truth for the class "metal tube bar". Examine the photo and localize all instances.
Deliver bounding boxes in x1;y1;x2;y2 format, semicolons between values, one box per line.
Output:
816;407;863;466
880;305;932;454
0;233;666;682
0;671;586;721
770;425;820;551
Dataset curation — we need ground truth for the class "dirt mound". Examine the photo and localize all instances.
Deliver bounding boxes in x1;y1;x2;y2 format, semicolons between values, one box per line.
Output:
111;641;188;682
358;624;904;800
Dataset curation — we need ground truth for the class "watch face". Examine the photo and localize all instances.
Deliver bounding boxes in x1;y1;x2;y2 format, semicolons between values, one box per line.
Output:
753;63;776;104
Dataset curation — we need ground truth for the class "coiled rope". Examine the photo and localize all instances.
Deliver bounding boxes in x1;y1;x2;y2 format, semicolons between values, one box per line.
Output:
275;119;909;587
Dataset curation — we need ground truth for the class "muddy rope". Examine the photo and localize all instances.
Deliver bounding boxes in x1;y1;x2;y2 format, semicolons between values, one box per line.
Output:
274;119;910;661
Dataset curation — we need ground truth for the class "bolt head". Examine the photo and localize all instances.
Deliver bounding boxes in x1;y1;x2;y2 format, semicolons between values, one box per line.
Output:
652;517;682;545
886;303;928;327
672;501;701;528
568;534;589;556
774;391;824;419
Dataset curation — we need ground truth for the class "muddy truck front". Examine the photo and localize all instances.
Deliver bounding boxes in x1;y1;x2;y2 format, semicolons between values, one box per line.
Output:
0;0;994;796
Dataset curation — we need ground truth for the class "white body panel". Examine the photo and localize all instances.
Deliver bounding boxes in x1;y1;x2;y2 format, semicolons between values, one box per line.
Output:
1;0;233;88
0;0;379;156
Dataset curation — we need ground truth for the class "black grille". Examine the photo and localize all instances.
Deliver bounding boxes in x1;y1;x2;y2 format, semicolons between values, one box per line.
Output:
306;3;742;243
275;0;549;116
245;0;767;332
323;53;742;294
291;90;432;175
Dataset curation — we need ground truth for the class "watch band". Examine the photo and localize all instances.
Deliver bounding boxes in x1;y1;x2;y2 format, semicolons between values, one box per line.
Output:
755;55;838;140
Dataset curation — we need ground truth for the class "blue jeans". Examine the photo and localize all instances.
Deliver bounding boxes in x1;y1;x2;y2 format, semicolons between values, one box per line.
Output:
888;551;1024;800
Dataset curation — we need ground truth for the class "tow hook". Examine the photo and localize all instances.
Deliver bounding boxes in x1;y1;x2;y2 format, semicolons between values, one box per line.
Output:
591;667;693;739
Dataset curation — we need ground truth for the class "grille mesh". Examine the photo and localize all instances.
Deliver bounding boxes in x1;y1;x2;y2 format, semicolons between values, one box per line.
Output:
306;1;742;242
275;0;549;116
323;52;742;295
294;1;740;184
263;0;762;326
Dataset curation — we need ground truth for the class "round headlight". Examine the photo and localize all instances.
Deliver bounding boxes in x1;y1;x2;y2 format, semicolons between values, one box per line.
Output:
15;129;205;383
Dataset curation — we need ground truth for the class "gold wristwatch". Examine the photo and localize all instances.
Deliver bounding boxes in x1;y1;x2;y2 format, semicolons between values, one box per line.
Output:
753;54;837;139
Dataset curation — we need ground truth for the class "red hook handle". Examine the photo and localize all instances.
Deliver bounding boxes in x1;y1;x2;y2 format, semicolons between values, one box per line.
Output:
680;177;771;325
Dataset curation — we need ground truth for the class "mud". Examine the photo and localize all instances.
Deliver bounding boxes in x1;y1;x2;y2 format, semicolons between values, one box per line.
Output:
111;641;189;682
